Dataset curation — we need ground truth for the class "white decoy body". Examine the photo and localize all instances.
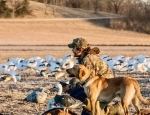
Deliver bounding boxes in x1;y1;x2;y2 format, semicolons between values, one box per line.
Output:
5;61;17;71
112;55;125;61
39;68;51;78
15;60;29;71
48;83;85;112
47;60;62;72
134;55;149;63
137;63;148;73
100;55;110;60
0;70;21;83
61;54;74;69
0;64;10;73
45;55;54;63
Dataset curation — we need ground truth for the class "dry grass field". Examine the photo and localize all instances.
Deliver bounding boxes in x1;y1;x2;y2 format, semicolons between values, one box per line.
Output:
0;1;150;115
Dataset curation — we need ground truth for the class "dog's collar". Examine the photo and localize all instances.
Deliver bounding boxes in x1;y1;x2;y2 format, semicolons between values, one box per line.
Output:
81;76;91;86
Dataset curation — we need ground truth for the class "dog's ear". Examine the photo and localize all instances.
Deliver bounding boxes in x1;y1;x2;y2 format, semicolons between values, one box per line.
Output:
79;68;85;79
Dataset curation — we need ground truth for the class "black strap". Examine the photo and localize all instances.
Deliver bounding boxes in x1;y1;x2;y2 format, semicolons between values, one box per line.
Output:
82;76;91;86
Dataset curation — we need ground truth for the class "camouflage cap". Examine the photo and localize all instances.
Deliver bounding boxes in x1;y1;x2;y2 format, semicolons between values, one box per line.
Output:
68;38;89;49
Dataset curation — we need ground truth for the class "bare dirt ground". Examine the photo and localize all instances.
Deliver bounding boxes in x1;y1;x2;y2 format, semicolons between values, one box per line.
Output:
0;1;150;114
0;45;150;115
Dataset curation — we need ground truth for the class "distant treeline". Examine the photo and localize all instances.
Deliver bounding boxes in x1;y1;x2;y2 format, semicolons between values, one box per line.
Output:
0;0;31;18
34;0;150;34
1;0;150;34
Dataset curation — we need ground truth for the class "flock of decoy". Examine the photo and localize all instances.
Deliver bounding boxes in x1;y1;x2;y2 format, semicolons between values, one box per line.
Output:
0;54;75;83
0;54;150;114
1;54;150;83
101;55;150;73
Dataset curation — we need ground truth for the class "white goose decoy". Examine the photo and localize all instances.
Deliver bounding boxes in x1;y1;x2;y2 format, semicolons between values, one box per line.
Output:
0;64;10;73
45;55;54;63
5;61;17;71
29;56;42;61
39;68;51;78
137;63;148;73
15;59;28;71
24;87;50;111
25;60;37;68
34;63;48;73
0;70;21;83
7;57;25;65
144;61;150;72
120;57;131;62
112;55;125;61
100;55;110;60
134;55;149;63
103;58;116;69
49;83;85;112
61;54;74;69
48;60;62;72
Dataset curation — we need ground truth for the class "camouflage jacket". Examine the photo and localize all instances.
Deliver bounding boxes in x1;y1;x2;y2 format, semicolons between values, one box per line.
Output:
78;48;114;78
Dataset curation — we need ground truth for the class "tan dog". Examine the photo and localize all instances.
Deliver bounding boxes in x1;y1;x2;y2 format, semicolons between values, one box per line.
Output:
66;65;150;115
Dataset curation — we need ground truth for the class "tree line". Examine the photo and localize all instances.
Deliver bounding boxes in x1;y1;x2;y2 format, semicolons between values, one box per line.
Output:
0;0;150;34
36;0;150;34
0;0;31;18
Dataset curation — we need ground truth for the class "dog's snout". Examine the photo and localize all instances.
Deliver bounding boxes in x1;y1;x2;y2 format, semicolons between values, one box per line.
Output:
66;68;71;73
66;69;69;73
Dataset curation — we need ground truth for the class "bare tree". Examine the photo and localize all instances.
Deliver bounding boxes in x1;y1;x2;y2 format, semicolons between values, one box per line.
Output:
50;0;56;15
43;0;49;14
9;0;27;18
92;0;101;13
108;0;124;14
9;0;17;18
43;0;57;15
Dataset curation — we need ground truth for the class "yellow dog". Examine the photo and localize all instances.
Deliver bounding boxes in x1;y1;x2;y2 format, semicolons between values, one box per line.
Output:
66;64;150;115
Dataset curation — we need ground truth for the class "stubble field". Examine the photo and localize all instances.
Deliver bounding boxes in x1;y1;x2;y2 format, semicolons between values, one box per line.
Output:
0;19;150;115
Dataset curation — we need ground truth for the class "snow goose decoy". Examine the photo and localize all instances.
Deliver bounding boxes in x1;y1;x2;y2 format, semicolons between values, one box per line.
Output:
112;55;125;61
0;70;21;83
7;57;24;65
5;61;17;71
100;55;110;60
45;55;54;63
24;87;51;111
137;63;148;74
61;55;74;69
49;83;85;112
134;55;149;63
48;60;61;72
